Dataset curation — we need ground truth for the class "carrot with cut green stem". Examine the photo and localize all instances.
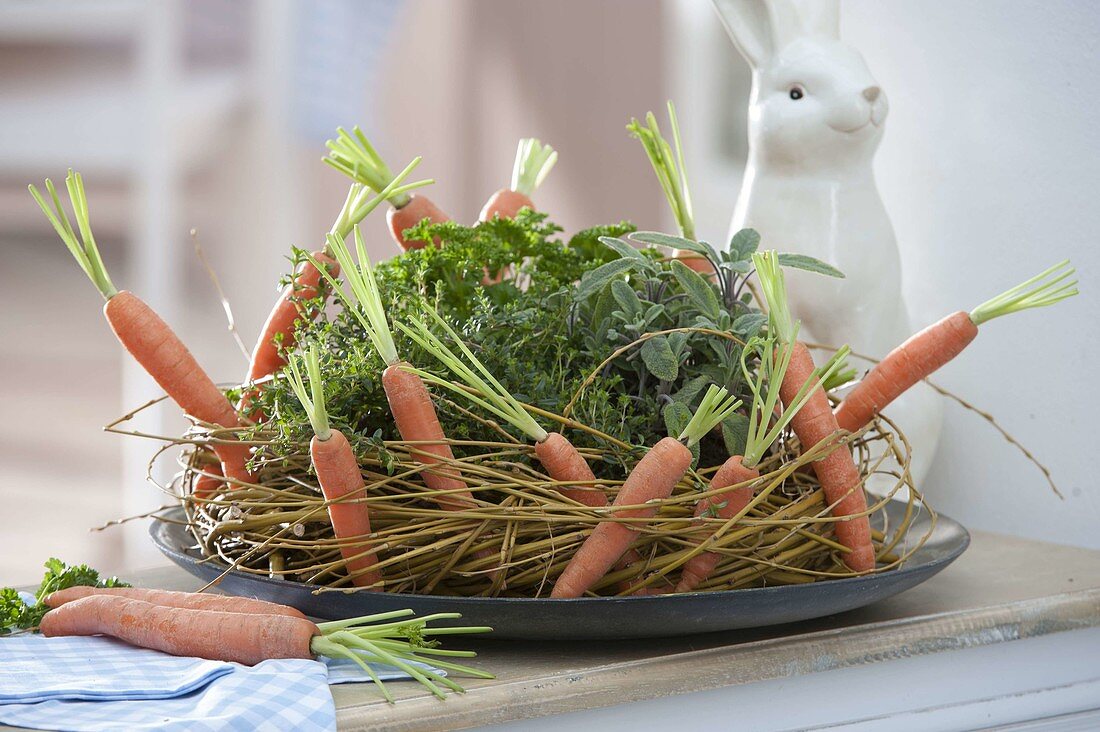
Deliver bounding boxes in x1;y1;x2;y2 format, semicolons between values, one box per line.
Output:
752;250;875;572
399;309;648;576
835;260;1078;433
479;138;558;222
325;126;450;251
307;230;474;513
286;344;382;589
41;596;491;701
676;336;852;592
29;170;252;488
44;586;308;619
628;101;709;274
398;308;610;509
552;385;743;598
240;158;432;419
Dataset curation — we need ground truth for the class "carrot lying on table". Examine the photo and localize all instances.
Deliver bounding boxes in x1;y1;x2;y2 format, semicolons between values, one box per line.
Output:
29;171;251;489
552;385;743;598
753;250;875;573
44;586;307;619
834;260;1077;433
40;595;492;700
326;126;450;251
286;345;382;589
240;160;433;420
479;138;557;222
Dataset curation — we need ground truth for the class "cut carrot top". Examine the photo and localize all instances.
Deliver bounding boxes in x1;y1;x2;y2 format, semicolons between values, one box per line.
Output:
752;250;797;345
678;385;742;448
285;345;331;441
969;259;1077;326
628;101;694;240
29;170;117;300
329;157;433;241
511;138;558;197
398;308;549;443
309;229;399;366
325;127;414;209
742;335;852;468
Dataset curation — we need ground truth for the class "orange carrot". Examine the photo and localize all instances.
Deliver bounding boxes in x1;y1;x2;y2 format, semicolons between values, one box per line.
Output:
287;346;383;588
533;433;607;508
192;464;223;500
40;596;490;699
382;363;474;510
240;161;433;420
835;260;1077;433
312;231;476;514
551;386;742;598
553;437;692;598
29;172;267;486
673;336;850;592
388;195;451;250
325;127;450;251
41;596;318;665
31;174;253;485
238;251;337;419
480;189;533;222
44;586;308;619
399;310;609;507
754;251;874;572
479;138;557;223
677;457;759;592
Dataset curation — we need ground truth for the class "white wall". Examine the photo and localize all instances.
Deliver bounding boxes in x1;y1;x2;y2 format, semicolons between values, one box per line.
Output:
842;0;1100;548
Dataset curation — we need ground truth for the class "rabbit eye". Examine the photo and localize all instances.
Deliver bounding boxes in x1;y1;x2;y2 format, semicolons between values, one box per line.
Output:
789;86;805;101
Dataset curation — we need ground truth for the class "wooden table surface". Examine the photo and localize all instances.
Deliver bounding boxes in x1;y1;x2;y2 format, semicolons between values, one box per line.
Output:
7;529;1100;731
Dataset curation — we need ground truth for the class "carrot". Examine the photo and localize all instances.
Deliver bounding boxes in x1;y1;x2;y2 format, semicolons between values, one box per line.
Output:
44;586;308;619
29;172;251;487
237;251;336;418
398;308;605;507
398;308;652;582
240;160;434;420
479;138;557;222
326;126;451;251
754;250;875;572
675;337;851;592
287;346;382;588
678;457;759;592
552;385;742;598
40;596;491;699
835;260;1077;433
192;463;223;500
628;101;711;274
310;230;475;513
42;596;317;665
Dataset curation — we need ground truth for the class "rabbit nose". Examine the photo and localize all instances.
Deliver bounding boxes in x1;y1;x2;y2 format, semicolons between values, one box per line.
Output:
862;86;882;103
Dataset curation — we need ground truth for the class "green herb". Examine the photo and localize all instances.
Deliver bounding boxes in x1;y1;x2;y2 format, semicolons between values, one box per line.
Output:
1;558;129;635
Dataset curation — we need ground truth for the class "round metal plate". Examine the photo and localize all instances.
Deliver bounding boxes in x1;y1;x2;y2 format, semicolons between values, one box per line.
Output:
150;500;968;640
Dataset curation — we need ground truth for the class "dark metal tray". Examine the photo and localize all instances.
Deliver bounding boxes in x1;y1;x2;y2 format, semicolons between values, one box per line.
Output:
151;500;968;640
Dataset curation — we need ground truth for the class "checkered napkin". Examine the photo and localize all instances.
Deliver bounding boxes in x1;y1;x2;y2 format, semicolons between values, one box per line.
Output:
0;635;436;731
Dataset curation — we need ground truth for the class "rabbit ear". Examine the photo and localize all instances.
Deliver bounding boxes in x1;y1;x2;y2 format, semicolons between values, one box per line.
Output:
711;0;803;67
712;0;775;68
791;0;839;39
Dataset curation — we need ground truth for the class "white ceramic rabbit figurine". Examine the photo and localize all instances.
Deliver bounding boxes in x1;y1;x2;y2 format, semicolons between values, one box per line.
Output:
713;0;942;485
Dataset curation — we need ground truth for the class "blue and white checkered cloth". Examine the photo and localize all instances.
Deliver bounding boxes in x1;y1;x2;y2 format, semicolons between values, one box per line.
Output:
0;634;439;731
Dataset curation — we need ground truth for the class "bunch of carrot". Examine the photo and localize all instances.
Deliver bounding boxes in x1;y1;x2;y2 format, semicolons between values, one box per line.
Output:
39;587;491;701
